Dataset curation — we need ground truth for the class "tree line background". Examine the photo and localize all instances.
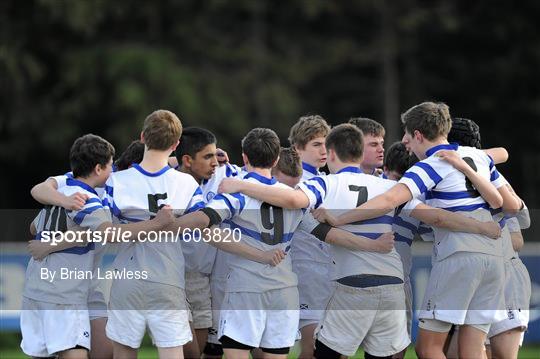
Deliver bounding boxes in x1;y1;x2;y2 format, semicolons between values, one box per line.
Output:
1;0;539;239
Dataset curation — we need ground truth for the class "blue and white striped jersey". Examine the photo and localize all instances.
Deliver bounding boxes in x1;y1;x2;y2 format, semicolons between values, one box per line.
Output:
400;144;505;260
24;179;110;305
184;163;242;274
289;162;332;264
104;163;204;289
206;171;317;292
298;166;404;279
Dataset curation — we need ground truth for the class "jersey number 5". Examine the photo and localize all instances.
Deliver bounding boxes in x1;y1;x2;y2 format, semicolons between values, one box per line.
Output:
260;202;284;245
148;193;168;218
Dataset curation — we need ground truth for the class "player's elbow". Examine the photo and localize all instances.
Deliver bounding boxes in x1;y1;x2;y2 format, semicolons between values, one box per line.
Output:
488;196;504;211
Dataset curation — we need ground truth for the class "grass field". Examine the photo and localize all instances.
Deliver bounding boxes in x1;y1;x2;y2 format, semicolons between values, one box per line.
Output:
1;331;539;359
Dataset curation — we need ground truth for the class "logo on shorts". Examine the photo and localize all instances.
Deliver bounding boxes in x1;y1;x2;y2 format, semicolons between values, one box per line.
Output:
507;308;515;320
426;300;432;311
208;328;217;335
300;304;309;310
83;331;89;338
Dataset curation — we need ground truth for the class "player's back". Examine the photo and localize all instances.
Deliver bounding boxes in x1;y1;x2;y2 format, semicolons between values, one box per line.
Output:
105;163;203;289
401;144;503;260
207;172;306;293
300;167;403;280
24;179;104;304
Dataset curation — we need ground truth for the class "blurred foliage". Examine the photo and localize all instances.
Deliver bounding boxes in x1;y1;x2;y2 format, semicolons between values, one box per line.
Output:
1;0;540;210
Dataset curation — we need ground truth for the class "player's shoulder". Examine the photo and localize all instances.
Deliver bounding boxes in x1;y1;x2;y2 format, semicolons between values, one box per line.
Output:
58;178;101;201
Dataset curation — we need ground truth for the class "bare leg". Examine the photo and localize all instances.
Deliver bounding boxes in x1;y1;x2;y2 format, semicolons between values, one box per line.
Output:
415;328;449;359
223;348;250;359
57;348;89;359
183;323;200;359
195;328;209;354
488;328;523;359
261;352;288;359
298;323;317;359
458;325;487;359
157;346;184;359
90;318;113;359
251;347;265;359
112;341;138;359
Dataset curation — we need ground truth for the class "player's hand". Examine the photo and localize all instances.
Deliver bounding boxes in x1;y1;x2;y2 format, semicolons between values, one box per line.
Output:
218;178;243;194
436;150;469;173
311;207;340;226
482;221;502;239
371;232;395;253
27;240;53;261
62;192;89;211
262;248;286;266
216;148;230;166
154;205;175;227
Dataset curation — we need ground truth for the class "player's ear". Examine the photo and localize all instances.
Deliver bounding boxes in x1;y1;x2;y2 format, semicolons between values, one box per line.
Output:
241;153;249;166
170;139;180;152
413;130;423;143
271;156;280;169
140;131;145;143
181;154;192;168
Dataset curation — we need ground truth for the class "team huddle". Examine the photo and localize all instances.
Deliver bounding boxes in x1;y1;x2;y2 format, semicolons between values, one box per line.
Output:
21;102;531;359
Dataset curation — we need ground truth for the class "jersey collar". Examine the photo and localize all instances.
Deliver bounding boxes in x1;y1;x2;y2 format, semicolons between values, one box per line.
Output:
302;162;319;176
337;166;363;174
66;178;98;196
244;172;277;185
132;163;171;177
425;142;459;158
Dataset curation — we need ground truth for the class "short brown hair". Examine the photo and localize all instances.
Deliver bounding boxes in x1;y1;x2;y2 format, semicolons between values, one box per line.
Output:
325;124;363;162
70;134;115;178
273;147;302;178
348;117;385;137
242;128;281;168
401;102;452;141
142;110;182;150
288;115;331;150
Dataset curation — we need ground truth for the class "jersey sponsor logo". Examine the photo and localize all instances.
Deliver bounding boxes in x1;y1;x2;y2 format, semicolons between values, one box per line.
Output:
207;191;216;202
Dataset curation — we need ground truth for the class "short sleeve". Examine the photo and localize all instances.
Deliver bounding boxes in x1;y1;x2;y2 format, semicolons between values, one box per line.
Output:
297;176;329;209
206;193;246;221
67;197;111;231
399;158;446;198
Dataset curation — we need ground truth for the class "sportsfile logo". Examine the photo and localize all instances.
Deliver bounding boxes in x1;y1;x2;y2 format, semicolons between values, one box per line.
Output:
37;226;241;246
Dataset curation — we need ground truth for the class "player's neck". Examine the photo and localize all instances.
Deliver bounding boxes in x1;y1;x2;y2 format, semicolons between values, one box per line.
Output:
245;165;272;179
359;163;377;175
74;176;98;189
330;161;362;174
178;166;203;184
139;150;170;172
420;138;450;159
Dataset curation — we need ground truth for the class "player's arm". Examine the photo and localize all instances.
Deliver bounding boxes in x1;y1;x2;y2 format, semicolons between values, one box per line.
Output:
483;147;508;165
31;178;88;210
97;206;175;241
510;230;524;252
436;150;503;209
204;228;285;266
325;228;395;253
218;178;309;209
27;236;88;261
312;183;412;227
299;214;395;253
409;202;501;239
